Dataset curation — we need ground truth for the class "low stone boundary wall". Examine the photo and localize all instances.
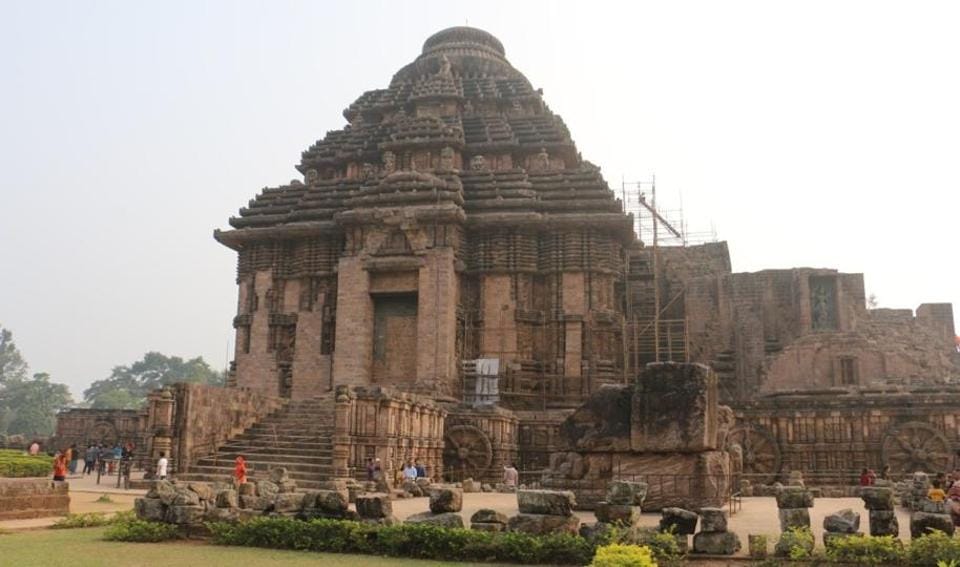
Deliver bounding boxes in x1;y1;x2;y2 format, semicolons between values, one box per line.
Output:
0;479;70;520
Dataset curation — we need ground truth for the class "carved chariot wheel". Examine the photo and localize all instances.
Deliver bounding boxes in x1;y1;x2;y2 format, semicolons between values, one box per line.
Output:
87;422;118;445
443;425;493;480
881;421;952;474
726;425;782;484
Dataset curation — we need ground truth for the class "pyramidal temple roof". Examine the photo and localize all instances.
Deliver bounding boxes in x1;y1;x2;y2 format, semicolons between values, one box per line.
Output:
220;26;631;240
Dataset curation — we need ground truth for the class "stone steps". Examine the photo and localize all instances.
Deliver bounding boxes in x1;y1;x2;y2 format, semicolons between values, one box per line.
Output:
177;394;337;487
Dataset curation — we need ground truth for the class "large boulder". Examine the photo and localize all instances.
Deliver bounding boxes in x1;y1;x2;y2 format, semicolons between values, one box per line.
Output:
868;510;899;537
313;489;349;515
659;507;698;535
693;531;741;555
698;507;727;533
172;487;201;507
911;512;955;538
207;507;240;523
471;509;509;525
269;467;289;483
595;502;642;526
146;480;177;504
507;513;580;535
517;489;576;516
134;497;166;521
187;482;214;502
775;486;813;509
168;505;205;525
237;482;257;496
356;493;393;519
606;480;648;507
823;509;860;534
778;508;811;531
240;495;271;511
429;487;463;513
860;487;895;510
462;478;479;493
402;480;423;497
273;493;305;513
632;362;718;452
257;480;279;499
215;489;239;509
405;511;465;528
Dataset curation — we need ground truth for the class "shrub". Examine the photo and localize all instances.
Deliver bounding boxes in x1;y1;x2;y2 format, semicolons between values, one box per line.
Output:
208;516;596;565
825;534;905;565
52;513;114;529
910;530;960;567
590;543;657;567
0;449;52;478
776;526;815;560
103;518;180;542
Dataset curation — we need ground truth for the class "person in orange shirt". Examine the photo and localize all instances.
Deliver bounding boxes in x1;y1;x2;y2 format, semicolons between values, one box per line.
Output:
234;455;248;486
52;452;67;482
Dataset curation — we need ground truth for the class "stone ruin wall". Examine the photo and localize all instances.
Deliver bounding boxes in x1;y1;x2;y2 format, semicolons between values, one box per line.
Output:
735;389;960;486
143;383;285;476
53;408;146;456
0;479;70;520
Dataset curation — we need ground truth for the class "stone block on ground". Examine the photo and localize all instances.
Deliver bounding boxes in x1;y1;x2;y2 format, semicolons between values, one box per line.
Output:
507;513;580;535
215;489;238;509
775;486;813;509
356;493;393;519
778;507;811;531
269;467;289;483
362;515;399;526
240;495;270;511
823;508;859;534
134;497;166;521
471;508;509;525
169;505;205;525
273;492;305;513
606;480;648;507
462;478;479;493
256;480;279;499
659;507;698;535
631;362;718;452
146;480;176;504
405;511;465;528
429;487;463;513
868;510;899;537
277;480;298;494
312;489;349;514
698;507;727;533
415;477;432;489
207;507;240;523
402;480;423;497
237;482;256;497
693;531;741;555
187;482;214;502
172;487;201;507
482;483;493;492
595;502;642;526
911;511;955;538
860;486;895;510
517;489;576;516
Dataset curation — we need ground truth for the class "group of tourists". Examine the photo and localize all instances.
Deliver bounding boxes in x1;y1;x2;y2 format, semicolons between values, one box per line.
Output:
50;441;136;482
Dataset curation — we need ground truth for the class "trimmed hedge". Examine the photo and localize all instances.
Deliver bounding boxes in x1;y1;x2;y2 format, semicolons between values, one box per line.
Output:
0;449;52;477
208;516;596;565
104;517;181;542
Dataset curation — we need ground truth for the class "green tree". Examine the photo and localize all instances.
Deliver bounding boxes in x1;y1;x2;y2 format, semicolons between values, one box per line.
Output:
0;373;73;436
83;352;223;409
0;325;28;385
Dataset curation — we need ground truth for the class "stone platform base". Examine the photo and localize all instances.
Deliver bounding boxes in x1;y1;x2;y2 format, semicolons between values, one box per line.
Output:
0;479;70;520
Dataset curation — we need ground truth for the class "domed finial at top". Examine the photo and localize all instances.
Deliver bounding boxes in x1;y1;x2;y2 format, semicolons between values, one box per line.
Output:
422;26;506;57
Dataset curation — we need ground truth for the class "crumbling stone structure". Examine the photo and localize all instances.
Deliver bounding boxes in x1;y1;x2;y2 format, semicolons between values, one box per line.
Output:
0;479;70;520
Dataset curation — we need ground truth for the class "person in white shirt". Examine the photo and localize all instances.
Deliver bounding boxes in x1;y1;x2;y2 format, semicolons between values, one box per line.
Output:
402;460;418;481
156;452;169;480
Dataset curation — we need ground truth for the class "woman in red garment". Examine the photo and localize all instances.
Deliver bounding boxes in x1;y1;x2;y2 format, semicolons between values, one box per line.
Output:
52;452;67;482
234;455;247;486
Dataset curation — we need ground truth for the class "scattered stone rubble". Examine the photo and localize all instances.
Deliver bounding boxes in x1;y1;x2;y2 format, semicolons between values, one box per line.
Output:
405;486;464;528
508;489;580;535
692;507;740;555
775;485;813;532
822;508;860;550
860;486;899;537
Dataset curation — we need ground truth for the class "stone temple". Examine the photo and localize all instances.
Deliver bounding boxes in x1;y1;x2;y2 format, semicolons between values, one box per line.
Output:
55;27;960;505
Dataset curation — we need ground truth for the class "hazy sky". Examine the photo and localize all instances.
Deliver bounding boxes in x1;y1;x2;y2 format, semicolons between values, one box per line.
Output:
1;1;957;400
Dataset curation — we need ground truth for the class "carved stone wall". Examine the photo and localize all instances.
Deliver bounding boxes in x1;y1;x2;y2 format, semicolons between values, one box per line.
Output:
53;408;145;454
332;385;446;480
443;405;519;484
149;384;284;476
735;389;960;485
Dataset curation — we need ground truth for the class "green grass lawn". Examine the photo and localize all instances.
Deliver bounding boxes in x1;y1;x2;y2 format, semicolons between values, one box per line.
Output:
0;527;521;566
